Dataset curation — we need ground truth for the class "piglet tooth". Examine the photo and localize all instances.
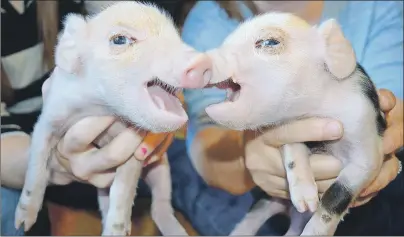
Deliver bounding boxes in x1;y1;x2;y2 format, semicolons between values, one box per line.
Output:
226;88;232;99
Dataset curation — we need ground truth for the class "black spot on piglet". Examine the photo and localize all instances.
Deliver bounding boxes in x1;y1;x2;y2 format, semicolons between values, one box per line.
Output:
321;181;353;215
356;64;387;136
287;161;296;169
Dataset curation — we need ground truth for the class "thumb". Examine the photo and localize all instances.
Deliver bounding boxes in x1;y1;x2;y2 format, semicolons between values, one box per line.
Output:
378;89;396;113
261;118;343;147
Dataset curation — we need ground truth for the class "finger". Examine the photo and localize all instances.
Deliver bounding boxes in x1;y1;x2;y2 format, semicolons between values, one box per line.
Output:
267;190;290;200
350;192;378;208
310;154;342;181
378;89;396;112
134;132;170;160
72;128;143;177
261;118;343;147
253;171;288;193
383;128;403;154
360;155;400;197
152;133;175;158
316;179;336;193
63;116;116;153
143;133;175;166
245;145;285;177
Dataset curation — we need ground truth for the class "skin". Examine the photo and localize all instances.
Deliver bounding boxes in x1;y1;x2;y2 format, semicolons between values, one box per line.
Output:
190;91;401;199
14;2;211;235
205;13;401;235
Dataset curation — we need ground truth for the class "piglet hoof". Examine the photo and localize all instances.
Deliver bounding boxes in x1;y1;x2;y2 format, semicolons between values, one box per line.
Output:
290;183;319;213
300;223;324;236
300;214;334;236
102;222;130;236
14;195;40;231
151;204;188;235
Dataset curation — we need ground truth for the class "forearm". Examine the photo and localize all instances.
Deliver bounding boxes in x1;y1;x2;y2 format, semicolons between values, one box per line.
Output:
188;126;255;195
0;133;30;189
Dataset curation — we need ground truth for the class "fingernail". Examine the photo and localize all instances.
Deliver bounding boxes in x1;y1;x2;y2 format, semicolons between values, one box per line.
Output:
325;122;342;139
141;147;147;155
135;145;149;160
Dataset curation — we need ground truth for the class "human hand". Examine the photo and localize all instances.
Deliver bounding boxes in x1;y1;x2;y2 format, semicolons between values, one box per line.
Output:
244;117;344;199
354;89;403;206
245;89;402;207
42;78;173;188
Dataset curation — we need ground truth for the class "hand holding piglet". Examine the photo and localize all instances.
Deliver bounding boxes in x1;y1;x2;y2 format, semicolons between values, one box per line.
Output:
243;88;401;207
42;78;172;189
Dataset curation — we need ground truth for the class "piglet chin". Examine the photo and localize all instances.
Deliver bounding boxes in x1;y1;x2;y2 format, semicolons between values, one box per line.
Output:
205;101;247;131
148;85;188;127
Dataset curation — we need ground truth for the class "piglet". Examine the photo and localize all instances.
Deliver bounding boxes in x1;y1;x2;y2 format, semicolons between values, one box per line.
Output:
14;2;211;236
205;13;387;235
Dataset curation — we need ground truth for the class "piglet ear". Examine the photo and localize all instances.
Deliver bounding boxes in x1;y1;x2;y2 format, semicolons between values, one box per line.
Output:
55;13;87;75
318;19;356;80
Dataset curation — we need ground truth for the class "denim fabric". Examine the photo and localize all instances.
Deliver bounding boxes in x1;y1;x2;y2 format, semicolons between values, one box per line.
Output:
1;187;25;236
168;139;404;235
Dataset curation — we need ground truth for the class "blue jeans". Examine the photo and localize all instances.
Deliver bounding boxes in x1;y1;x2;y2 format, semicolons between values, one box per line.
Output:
1;187;24;236
167;139;404;236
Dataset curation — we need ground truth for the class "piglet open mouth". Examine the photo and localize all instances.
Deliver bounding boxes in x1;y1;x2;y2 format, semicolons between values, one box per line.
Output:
146;78;186;117
207;77;241;102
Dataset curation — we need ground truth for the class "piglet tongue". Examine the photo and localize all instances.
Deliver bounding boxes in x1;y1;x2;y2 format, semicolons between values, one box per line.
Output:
151;94;166;110
148;85;185;117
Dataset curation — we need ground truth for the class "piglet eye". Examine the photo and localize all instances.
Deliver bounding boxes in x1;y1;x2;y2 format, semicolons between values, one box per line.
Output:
111;35;132;45
255;38;280;48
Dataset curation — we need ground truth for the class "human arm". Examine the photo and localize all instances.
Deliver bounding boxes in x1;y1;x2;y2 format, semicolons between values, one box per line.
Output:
358;1;403;154
0;129;31;189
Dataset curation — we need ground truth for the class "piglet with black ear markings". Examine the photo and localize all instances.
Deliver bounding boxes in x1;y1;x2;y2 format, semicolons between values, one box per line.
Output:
14;2;211;236
206;13;387;236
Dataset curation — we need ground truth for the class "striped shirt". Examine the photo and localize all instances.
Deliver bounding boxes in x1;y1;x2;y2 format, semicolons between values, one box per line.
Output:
1;0;84;135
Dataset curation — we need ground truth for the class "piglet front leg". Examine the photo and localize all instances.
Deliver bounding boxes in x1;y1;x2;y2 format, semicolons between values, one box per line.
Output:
102;157;143;236
281;143;319;213
15;119;54;231
144;153;188;236
97;188;110;228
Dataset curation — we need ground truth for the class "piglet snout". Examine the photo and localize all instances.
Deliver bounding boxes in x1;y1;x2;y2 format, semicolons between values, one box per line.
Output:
181;54;212;88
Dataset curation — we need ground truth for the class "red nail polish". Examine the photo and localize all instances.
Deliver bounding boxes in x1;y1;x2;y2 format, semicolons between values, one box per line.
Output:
141;147;147;155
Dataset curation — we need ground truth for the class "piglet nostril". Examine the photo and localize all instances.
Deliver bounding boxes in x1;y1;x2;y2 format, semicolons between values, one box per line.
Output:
181;54;212;89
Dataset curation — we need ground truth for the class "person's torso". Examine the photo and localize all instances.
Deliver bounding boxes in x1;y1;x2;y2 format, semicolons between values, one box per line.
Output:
1;0;84;114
